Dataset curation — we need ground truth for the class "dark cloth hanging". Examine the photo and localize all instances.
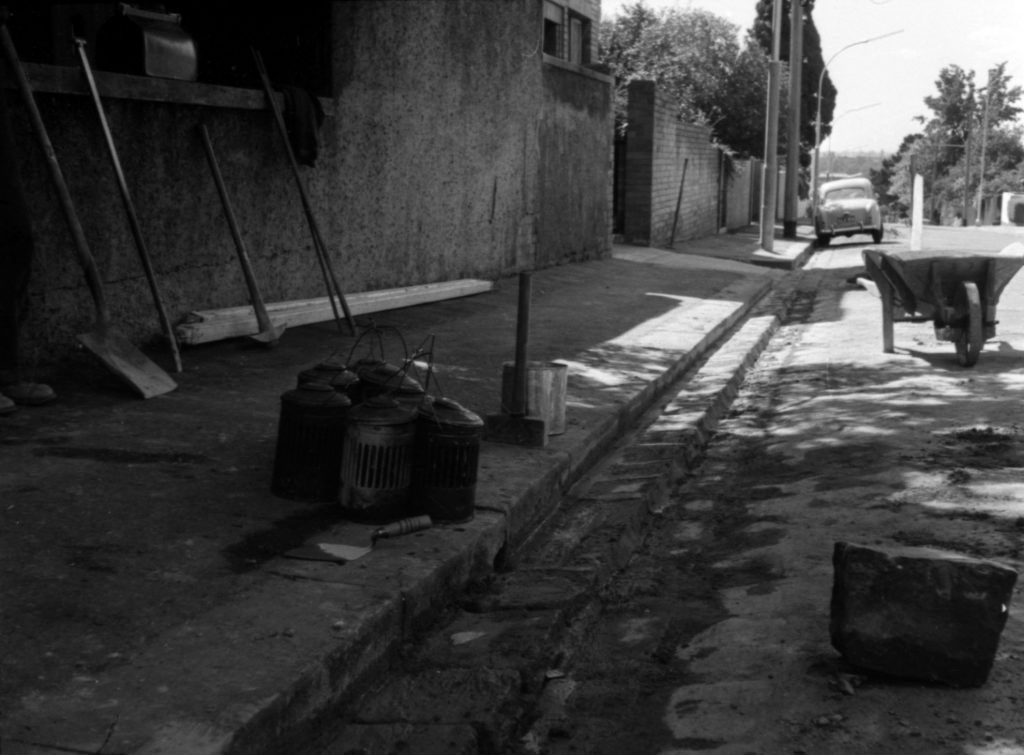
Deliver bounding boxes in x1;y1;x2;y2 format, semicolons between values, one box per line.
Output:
283;85;325;167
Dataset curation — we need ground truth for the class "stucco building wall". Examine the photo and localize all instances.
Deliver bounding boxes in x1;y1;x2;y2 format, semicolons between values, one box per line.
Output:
3;0;611;366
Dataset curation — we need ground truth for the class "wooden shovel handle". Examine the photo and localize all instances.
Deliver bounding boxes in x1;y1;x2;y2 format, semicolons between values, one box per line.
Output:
0;18;113;323
198;123;275;333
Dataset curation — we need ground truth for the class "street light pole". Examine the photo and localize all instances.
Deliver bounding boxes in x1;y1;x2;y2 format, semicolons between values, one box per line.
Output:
812;29;903;214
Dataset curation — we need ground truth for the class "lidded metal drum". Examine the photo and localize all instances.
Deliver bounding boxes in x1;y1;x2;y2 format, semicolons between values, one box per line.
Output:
413;397;484;523
297;358;360;400
271;382;351;502
353;359;425;409
338;395;417;523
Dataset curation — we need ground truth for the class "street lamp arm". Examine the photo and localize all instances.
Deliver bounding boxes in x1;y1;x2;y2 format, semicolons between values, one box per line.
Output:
812;29;903;212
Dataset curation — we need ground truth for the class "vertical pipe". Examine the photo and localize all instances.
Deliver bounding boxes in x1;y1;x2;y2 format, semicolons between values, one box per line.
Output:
784;0;803;238
510;271;531;416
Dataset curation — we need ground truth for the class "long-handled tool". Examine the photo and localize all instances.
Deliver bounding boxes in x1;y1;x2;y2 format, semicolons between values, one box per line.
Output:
0;14;175;398
198;123;286;346
484;271;548;447
251;47;356;337
73;36;183;373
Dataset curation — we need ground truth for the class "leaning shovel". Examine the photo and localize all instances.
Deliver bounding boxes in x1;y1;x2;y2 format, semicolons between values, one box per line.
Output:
198;123;285;346
0;15;175;398
74;36;183;373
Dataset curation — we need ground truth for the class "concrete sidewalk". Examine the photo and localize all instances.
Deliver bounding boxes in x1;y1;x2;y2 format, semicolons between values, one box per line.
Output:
0;225;814;754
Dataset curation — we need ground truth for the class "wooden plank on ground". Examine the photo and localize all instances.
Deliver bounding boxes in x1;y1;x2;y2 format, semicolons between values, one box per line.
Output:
175;279;494;345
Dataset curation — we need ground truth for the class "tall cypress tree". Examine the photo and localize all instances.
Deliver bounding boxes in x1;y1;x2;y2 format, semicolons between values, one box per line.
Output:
750;0;834;152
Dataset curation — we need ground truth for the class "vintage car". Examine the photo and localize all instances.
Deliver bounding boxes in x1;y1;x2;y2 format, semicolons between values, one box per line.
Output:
814;176;883;246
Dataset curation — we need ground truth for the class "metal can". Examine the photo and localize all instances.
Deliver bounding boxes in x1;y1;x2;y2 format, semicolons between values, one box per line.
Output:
413;397;483;523
338;395;417;523
271;381;351;502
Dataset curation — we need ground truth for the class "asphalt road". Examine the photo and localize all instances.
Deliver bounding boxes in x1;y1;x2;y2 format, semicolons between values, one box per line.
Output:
509;224;1024;754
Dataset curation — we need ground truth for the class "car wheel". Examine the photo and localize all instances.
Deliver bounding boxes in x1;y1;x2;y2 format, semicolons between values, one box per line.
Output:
871;226;884;244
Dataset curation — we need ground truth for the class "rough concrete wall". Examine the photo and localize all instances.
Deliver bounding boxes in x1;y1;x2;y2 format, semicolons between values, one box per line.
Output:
537;61;613;266
8;1;577;367
6;91;300;363
622;80;722;248
332;0;543;283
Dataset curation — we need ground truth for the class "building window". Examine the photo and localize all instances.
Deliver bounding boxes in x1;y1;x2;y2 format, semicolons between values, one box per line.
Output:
543;2;591;65
568;11;590;65
542;0;564;58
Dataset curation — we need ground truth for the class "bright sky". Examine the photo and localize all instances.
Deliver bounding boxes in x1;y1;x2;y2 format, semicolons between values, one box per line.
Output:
601;0;1024;156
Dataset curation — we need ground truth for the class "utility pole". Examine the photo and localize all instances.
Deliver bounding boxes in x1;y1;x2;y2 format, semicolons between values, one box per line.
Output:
975;70;993;225
783;0;803;238
759;0;783;251
963;118;972;226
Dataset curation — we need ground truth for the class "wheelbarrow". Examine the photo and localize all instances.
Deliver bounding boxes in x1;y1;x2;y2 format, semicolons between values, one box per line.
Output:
862;245;1024;367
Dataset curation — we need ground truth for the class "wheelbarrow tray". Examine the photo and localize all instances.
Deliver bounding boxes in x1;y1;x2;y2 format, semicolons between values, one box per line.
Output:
862;245;1024;365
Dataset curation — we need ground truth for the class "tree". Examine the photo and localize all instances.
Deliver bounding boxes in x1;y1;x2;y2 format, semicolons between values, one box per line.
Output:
871;133;923;219
598;2;770;158
750;0;834;152
913;62;1024;222
716;42;773;157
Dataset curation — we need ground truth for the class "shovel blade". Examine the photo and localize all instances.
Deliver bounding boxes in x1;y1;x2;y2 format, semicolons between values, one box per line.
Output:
78;329;177;399
247;322;287;347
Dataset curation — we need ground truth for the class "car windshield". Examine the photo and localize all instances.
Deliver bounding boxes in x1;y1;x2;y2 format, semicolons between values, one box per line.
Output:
825;187;867;201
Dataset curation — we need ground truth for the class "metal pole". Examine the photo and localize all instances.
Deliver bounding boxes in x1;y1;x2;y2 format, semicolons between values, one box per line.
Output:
783;0;803;238
975;70;993;225
963;123;972;226
759;0;783;251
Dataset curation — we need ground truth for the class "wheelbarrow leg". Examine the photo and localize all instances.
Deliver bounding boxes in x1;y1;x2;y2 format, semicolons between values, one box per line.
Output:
879;279;895;353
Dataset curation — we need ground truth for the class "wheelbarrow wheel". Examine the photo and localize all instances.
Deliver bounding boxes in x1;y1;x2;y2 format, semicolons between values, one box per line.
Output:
954;281;983;367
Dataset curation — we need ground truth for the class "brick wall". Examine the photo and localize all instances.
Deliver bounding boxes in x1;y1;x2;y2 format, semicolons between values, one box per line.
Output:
622;80;755;248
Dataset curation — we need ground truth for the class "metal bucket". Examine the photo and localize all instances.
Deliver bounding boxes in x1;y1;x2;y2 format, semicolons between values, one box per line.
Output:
413;397;483;523
96;4;198;81
339;395;417;523
271;381;351;502
501;360;569;434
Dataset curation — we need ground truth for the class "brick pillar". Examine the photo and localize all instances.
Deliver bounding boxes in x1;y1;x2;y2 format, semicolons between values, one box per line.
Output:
623;80;654;245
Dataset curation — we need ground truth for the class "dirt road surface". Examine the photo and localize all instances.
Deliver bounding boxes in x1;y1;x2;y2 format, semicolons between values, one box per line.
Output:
514;226;1024;755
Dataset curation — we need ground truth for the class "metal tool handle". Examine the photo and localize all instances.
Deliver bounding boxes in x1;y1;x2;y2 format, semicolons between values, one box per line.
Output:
371;515;433;544
74;36;183;373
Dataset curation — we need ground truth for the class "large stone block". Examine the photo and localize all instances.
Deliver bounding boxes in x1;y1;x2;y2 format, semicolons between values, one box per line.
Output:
830;541;1018;687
